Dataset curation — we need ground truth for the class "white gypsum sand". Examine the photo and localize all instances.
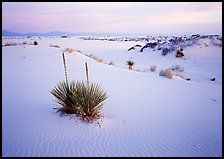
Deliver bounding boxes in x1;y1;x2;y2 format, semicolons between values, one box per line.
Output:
2;35;222;157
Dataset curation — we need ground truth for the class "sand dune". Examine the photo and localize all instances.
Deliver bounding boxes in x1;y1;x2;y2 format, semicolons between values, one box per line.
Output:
2;36;222;157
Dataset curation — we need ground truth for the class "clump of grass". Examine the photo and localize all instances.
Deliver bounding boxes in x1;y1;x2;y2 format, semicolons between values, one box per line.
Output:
126;60;134;70
51;81;108;122
65;48;73;53
159;68;173;79
150;64;157;72
2;42;17;47
97;58;104;63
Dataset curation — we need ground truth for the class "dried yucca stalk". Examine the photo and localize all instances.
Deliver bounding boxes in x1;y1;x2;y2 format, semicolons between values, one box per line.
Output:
62;52;69;85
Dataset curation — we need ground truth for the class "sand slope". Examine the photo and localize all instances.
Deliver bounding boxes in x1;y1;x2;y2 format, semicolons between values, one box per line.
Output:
2;36;222;157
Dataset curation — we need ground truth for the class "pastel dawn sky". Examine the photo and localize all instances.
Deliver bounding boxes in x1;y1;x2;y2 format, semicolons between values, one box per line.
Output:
2;2;222;35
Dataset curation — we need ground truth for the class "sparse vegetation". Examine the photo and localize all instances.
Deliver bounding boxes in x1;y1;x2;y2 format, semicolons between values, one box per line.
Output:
97;58;104;63
2;42;17;47
2;41;37;47
51;81;77;115
176;48;184;57
159;69;166;76
150;65;157;72
51;50;108;123
126;60;134;70
159;68;173;79
33;41;38;45
65;48;73;53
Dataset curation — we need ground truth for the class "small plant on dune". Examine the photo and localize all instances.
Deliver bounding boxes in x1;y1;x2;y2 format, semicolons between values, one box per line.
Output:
51;81;77;115
97;58;104;63
51;53;108;123
126;60;134;70
176;48;184;57
33;41;38;45
159;68;173;79
70;81;108;122
165;69;173;79
51;81;108;122
65;48;73;53
159;69;165;76
150;64;157;72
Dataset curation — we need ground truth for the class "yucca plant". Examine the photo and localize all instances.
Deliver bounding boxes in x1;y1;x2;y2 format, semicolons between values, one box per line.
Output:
71;81;108;122
51;81;108;122
126;60;134;70
51;81;77;115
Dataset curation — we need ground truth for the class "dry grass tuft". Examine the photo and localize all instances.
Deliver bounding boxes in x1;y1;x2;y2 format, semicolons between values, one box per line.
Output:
150;64;157;72
159;68;173;79
97;58;104;63
65;48;73;53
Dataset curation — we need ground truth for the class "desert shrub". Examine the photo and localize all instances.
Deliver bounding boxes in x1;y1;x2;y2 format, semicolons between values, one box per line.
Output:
97;58;104;62
150;64;157;72
176;49;184;57
51;81;108;122
165;69;173;79
33;41;38;45
65;48;73;53
2;42;17;47
159;69;173;79
159;69;166;76
126;60;134;70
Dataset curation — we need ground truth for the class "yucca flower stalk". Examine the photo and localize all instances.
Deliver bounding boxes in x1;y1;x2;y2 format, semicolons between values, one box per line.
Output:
62;52;69;85
85;62;89;83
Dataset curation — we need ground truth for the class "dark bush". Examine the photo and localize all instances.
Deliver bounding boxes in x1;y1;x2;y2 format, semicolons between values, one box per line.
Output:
33;41;38;45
